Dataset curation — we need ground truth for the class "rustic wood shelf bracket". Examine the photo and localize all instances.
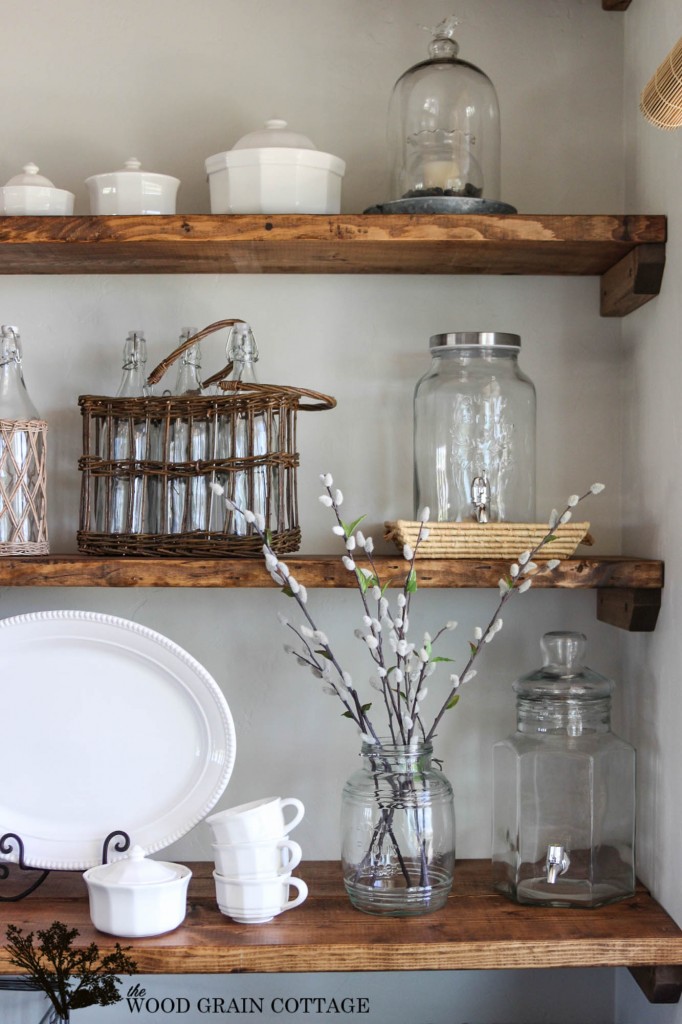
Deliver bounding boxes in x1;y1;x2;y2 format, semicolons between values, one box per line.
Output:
629;965;682;1004
597;587;662;631
600;243;666;317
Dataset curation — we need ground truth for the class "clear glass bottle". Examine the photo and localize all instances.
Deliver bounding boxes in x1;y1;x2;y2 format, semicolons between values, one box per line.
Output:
0;325;48;554
167;330;204;534
107;330;148;535
223;323;267;536
387;16;501;203
341;740;455;917
413;332;536;522
492;632;636;908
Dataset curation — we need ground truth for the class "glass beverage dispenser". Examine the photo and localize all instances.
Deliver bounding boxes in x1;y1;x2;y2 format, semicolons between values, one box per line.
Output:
492;632;636;908
413;332;536;522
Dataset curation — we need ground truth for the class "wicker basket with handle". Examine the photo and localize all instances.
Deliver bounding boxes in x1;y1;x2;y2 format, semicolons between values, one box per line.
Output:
77;319;336;557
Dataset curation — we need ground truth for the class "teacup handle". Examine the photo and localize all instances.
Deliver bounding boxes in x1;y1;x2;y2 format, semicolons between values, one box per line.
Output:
282;876;308;912
281;798;305;834
277;838;302;874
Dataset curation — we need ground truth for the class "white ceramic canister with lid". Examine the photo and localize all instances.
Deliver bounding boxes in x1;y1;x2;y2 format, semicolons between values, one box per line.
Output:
0;163;74;215
205;119;345;214
85;158;180;215
83;845;191;936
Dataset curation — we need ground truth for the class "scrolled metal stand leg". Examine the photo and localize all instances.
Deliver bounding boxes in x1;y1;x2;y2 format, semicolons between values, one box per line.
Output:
0;834;49;902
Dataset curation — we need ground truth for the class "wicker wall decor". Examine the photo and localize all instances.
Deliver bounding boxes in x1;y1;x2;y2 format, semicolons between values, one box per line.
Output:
0;417;49;555
78;320;336;557
640;36;682;130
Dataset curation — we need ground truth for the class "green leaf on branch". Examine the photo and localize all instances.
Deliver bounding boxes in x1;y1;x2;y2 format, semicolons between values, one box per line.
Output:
342;702;372;719
314;648;332;660
445;694;461;710
430;656;454;664
406;569;418;594
340;514;367;538
282;586;295;598
469;642;478;656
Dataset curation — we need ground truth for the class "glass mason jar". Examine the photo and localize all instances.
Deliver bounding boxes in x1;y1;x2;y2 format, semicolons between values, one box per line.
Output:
387;16;501;203
341;740;455;916
492;632;636;908
413;333;536;522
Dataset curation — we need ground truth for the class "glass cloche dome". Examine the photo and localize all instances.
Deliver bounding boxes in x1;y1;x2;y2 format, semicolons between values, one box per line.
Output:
379;16;514;213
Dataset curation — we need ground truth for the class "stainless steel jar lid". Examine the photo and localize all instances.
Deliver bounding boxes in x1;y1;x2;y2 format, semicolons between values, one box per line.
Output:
429;332;521;349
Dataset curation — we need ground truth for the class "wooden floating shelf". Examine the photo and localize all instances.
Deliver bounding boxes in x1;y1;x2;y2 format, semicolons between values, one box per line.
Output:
0;214;666;316
0;861;680;1003
0;555;663;631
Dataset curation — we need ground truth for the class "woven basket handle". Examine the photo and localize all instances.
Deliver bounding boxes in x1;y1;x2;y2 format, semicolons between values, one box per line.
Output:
217;379;336;412
145;319;245;388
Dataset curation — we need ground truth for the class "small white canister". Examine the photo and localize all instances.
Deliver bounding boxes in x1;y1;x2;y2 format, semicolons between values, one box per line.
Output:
85;158;180;215
205;119;345;215
83;845;191;937
0;163;74;215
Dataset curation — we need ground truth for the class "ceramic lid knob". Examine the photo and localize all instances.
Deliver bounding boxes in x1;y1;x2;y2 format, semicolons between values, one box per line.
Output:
123;158;143;171
90;845;180;885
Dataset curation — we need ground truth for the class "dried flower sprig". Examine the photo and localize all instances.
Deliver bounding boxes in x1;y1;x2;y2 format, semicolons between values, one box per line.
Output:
5;921;137;1019
210;478;603;745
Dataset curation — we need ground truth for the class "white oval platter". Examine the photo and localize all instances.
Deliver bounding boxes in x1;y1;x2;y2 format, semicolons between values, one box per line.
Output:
0;610;236;869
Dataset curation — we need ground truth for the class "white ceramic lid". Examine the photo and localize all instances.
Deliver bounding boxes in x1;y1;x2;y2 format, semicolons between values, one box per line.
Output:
231;119;317;150
4;163;57;187
85;158;179;182
87;845;181;886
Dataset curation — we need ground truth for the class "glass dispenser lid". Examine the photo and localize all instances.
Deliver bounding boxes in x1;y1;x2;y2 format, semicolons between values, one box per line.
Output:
514;632;613;702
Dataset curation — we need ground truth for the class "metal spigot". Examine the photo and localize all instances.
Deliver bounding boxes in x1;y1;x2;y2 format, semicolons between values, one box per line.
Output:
546;844;570;884
471;474;490;523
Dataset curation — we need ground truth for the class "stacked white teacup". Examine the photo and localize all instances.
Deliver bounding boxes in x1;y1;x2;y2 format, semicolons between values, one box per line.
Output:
206;797;307;924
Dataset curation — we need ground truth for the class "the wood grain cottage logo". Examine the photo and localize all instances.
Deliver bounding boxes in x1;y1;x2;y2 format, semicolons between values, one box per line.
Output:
125;984;371;1015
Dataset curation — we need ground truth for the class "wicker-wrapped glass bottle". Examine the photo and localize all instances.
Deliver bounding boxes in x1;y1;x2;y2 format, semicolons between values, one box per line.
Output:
492;632;636;907
0;325;48;554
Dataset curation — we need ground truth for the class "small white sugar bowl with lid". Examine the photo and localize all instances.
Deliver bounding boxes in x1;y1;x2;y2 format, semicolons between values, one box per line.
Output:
205;118;345;214
85;158;180;215
0;163;75;215
83;845;191;937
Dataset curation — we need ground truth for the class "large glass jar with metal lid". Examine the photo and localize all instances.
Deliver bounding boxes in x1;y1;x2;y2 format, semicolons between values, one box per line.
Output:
492;632;636;908
387;16;503;206
413;332;535;522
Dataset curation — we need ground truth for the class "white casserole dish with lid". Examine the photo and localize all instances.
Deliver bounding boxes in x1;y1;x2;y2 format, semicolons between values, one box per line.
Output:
85;158;180;215
205;119;345;214
0;163;74;215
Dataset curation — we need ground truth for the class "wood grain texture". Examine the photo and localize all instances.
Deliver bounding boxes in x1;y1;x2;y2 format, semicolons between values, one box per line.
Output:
600;243;666;316
0;215;666;279
597;587;662;631
0;861;679;976
0;555;664;590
